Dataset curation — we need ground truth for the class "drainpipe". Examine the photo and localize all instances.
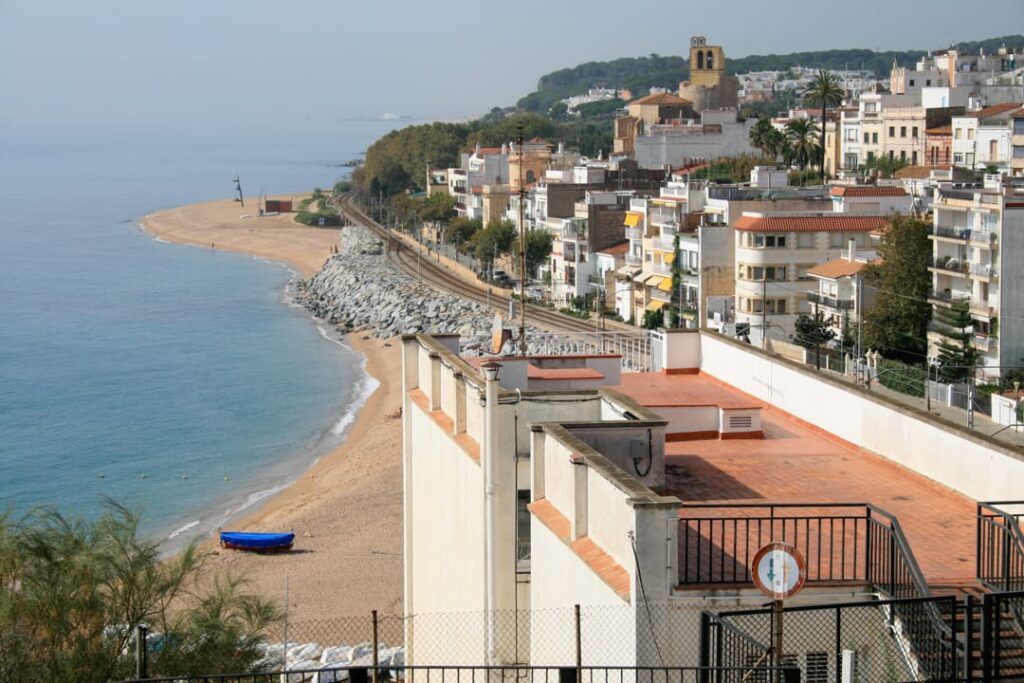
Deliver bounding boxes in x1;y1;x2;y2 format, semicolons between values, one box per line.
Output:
481;361;502;664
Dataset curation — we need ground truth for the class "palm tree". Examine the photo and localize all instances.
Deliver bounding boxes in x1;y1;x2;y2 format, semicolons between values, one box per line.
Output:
785;118;821;173
802;69;845;180
749;116;786;161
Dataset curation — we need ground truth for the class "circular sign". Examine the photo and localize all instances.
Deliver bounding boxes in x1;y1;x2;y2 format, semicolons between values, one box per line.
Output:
751;542;806;600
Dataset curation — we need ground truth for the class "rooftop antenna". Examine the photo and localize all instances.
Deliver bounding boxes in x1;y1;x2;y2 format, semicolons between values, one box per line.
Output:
233;174;244;207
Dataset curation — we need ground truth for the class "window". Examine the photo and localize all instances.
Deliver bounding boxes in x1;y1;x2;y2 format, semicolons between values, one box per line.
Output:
867;151;875;162
798;233;815;248
1014;119;1024;135
517;491;531;569
926;79;932;86
889;126;896;137
900;150;907;162
872;132;878;144
830;232;846;248
845;129;857;141
900;126;907;138
1014;146;1024;159
967;128;975;141
912;151;918;165
753;234;765;248
955;128;963;140
909;79;915;87
863;132;870;144
912;126;919;138
753;266;764;280
990;140;998;160
954;152;964;164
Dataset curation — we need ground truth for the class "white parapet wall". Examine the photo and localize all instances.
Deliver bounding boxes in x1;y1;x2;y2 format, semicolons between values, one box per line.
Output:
699;332;1024;501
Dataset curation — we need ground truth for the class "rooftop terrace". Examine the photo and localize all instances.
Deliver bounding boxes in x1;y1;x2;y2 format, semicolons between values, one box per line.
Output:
613;371;977;588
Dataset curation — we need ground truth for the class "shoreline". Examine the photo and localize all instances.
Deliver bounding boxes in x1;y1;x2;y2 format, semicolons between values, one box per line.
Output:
140;197;404;618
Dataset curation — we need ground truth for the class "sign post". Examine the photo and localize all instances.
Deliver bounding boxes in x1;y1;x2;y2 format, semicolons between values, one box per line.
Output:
752;542;806;683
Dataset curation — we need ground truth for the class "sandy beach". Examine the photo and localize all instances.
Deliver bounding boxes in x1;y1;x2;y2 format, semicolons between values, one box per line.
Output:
141;198;404;620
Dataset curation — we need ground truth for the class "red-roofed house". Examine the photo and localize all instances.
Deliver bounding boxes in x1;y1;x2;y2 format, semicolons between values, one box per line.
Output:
733;211;891;342
806;250;877;343
829;184;913;214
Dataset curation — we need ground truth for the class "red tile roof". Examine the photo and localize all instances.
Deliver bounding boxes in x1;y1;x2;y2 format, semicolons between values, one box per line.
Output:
734;214;890;233
807;257;869;279
964;102;1022;119
597;241;630;256
829;186;907;197
631;92;692;106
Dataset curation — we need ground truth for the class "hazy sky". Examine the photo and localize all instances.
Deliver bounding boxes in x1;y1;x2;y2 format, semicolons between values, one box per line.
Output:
1;0;1021;137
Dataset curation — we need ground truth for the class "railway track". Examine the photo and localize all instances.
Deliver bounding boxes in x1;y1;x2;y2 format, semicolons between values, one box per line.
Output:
336;193;624;335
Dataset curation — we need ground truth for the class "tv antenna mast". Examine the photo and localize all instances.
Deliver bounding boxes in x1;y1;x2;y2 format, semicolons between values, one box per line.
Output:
517;124;528;356
233;174;244;206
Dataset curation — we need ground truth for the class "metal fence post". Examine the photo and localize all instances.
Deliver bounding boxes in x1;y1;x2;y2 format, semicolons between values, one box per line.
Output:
834;606;841;683
698;612;711;683
965;594;975;682
981;593;993;683
372;609;379;683
134;624;148;680
574;603;582;674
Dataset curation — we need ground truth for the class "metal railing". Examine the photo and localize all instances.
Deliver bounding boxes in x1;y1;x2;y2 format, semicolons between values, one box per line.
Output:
977;501;1024;592
124;664;808;683
806;292;854;310
932;225;971;240
700;595;962;683
930;256;971;274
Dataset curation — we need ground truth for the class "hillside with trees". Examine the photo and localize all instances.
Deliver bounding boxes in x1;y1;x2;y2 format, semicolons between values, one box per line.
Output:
515;35;1024;116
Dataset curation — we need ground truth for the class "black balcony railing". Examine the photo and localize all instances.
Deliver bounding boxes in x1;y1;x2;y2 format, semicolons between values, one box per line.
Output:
933;225;971;240
930;256;970;274
678;502;929;598
806;292;854;310
977;501;1024;593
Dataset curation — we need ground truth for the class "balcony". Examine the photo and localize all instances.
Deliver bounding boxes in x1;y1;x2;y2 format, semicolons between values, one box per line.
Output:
651;235;676;252
931;225;970;241
807;292;854;310
929;256;969;276
651;288;671;303
625;226;644;241
625;254;642;268
928;289;971;305
974;334;995;352
969;263;998;280
969;230;997;248
651;261;672;276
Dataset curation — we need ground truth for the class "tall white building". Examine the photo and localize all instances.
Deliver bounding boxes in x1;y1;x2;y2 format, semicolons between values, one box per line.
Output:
927;176;1024;378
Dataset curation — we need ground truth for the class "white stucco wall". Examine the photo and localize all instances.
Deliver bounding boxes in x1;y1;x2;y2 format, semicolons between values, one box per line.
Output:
699;332;1024;501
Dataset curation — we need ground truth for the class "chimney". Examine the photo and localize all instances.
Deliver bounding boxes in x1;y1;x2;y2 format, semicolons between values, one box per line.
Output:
475;143;481;155
501;142;507;155
847;238;856;262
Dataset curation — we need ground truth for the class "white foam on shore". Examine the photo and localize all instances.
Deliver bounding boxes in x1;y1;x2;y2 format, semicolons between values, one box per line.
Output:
332;362;379;436
221;483;291;521
167;519;200;540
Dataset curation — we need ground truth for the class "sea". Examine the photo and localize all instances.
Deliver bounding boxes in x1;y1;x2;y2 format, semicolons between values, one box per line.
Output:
0;124;399;548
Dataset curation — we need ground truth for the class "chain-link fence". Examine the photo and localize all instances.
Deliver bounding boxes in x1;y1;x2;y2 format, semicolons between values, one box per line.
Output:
705;596;962;683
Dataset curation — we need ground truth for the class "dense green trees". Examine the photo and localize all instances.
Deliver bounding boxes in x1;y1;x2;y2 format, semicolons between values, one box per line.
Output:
0;503;280;682
517;229;554;274
863;215;933;362
793;312;837;369
473;220;517;266
934;301;979;382
749;117;785;160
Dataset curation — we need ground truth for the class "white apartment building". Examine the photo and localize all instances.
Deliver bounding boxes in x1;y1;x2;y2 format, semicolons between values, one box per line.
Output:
951;103;1023;173
449;145;510;219
733;213;889;344
634;109;756;170
927;176;1024;379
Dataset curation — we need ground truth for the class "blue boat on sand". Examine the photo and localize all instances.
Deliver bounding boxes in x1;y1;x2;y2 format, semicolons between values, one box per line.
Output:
219;531;295;552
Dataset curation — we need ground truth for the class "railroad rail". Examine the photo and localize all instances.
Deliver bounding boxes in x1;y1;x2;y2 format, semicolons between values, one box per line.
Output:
336;192;632;336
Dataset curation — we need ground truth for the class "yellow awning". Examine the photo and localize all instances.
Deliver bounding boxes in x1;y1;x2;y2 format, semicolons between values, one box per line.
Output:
624;212;642;227
664;252;675;264
645;299;666;311
657;277;673;292
643;274;665;286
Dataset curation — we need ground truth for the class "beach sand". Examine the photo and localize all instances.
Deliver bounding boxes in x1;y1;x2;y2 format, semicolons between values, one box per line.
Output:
143;197;340;278
141;198;404;621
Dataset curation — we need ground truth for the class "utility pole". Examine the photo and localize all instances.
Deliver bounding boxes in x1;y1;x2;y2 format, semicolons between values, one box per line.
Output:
761;276;768;350
233;174;244;207
517;125;528;355
856;274;864;384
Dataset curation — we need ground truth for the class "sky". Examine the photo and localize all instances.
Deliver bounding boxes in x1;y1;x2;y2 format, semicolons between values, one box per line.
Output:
1;0;1021;138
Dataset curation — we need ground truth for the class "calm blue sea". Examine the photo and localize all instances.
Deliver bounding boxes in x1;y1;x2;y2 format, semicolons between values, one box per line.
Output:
0;125;397;546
